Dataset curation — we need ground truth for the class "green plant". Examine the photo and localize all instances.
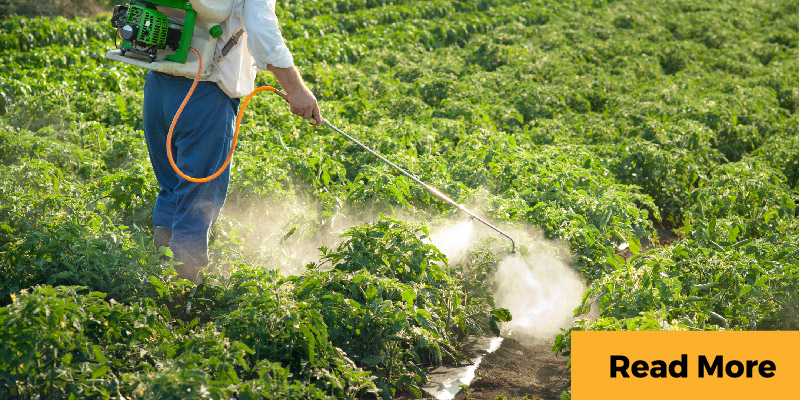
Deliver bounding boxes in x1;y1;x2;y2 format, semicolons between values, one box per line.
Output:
297;217;509;398
0;0;797;396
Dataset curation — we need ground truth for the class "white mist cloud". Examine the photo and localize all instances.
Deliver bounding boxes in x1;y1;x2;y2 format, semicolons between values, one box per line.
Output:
221;196;586;342
494;253;585;340
429;219;475;264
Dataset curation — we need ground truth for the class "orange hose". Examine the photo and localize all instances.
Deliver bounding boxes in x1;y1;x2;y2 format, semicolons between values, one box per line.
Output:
167;48;285;183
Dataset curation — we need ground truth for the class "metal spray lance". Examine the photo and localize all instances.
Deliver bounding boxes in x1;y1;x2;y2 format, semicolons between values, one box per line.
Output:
315;119;517;253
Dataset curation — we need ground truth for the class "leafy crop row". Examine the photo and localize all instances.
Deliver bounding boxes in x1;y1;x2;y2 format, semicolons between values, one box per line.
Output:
1;0;797;397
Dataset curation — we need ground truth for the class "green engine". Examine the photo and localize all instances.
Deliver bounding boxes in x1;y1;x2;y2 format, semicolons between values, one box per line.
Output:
123;4;169;48
111;0;199;63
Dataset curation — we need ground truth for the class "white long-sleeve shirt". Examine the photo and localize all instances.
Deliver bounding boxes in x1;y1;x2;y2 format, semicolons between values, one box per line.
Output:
210;0;294;98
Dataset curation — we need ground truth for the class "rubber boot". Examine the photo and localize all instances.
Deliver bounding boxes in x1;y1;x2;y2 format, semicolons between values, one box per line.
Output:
154;226;203;283
174;262;204;284
154;226;172;249
153;226;172;261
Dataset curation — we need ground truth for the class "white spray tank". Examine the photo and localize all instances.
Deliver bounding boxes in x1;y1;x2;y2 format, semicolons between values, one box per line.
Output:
106;0;235;79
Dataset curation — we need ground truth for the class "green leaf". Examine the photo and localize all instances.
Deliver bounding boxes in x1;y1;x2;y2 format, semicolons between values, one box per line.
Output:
92;345;108;363
489;318;500;336
51;271;77;280
299;325;316;364
321;170;331;186
149;276;165;298
115;96;127;113
628;235;641;254
727;226;740;243
280;226;297;243
91;364;110;379
361;354;383;367
708;311;727;325
491;308;512;322
401;288;416;305
738;286;752;298
416;308;431;320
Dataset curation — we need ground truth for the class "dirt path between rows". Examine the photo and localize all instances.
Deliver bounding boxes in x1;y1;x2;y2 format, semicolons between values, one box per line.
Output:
399;223;678;400
447;223;677;399
452;338;570;400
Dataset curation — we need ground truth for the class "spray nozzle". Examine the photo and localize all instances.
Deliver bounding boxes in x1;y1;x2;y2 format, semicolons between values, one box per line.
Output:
465;214;515;253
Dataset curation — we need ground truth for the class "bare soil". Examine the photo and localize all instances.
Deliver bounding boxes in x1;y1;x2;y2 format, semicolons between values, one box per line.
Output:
444;226;681;400
615;221;680;260
452;338;570;400
397;224;679;400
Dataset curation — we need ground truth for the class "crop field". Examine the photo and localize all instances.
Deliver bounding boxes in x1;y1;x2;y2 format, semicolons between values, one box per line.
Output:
1;0;798;398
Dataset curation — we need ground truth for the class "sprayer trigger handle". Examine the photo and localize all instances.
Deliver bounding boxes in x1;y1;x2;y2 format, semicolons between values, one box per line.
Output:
309;118;330;127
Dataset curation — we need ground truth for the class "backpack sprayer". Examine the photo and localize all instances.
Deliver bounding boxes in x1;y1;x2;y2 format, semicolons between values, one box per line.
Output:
107;0;230;77
105;0;516;253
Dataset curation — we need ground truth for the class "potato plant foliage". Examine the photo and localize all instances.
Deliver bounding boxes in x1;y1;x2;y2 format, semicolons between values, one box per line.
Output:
1;0;798;398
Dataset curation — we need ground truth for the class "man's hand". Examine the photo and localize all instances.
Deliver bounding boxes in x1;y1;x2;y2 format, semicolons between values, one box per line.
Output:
268;65;323;125
287;86;322;125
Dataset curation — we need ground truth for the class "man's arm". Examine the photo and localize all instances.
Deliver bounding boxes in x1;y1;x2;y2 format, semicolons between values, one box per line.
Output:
243;0;322;124
268;65;322;125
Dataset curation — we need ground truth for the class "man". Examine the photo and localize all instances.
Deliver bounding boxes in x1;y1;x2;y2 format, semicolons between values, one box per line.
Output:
143;0;319;282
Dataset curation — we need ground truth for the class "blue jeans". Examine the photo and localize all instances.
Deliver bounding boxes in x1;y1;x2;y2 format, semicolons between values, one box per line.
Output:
143;71;240;271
